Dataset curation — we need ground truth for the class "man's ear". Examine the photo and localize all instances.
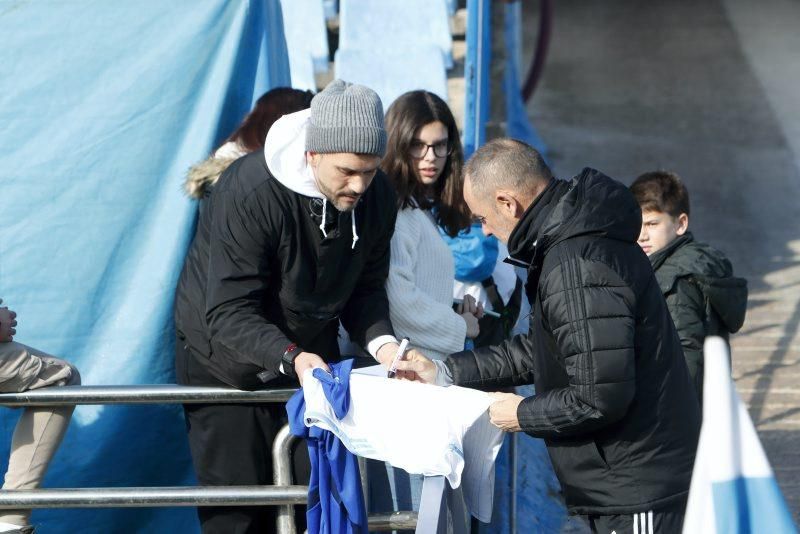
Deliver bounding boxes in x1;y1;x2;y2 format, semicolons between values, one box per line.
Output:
676;213;689;236
307;151;320;167
495;190;524;219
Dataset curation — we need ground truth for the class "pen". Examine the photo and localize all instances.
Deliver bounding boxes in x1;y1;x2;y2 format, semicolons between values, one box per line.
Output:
387;337;410;379
452;298;501;318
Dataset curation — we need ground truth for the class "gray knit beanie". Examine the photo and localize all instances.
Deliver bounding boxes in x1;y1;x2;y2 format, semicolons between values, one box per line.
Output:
305;79;386;156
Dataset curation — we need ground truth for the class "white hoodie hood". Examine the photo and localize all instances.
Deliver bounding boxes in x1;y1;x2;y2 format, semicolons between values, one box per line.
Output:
264;109;359;249
264;108;322;198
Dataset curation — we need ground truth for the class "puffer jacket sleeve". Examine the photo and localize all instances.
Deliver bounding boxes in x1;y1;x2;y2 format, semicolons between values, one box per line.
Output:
205;187;293;377
666;278;705;393
516;251;638;438
340;184;398;349
445;333;537;388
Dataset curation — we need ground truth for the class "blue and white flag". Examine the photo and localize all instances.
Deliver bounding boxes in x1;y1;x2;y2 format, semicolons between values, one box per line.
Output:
683;337;797;533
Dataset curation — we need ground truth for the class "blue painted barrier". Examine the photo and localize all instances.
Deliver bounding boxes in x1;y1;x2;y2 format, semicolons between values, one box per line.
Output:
462;2;569;532
0;1;290;531
462;0;491;159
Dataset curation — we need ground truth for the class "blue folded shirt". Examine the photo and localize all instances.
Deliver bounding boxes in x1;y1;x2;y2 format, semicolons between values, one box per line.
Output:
287;359;367;534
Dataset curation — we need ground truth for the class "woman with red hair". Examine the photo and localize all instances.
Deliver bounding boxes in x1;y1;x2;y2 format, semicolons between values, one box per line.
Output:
184;87;314;199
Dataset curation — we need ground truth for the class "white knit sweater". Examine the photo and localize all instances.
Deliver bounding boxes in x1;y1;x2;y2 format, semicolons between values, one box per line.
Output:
386;207;467;360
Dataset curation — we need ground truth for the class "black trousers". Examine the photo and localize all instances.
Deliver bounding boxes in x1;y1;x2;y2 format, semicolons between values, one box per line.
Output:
176;341;310;534
580;499;686;534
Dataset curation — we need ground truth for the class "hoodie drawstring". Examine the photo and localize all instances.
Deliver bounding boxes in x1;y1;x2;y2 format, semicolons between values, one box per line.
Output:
319;199;328;238
351;211;359;250
317;197;359;250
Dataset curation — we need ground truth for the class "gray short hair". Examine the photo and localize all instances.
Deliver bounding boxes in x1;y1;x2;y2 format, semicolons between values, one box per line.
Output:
465;138;552;198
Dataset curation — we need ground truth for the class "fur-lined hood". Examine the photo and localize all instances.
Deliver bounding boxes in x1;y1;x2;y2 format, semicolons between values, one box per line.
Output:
184;141;246;199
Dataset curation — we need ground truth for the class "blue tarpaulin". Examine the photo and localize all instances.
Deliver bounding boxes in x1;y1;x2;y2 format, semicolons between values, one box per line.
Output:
462;1;566;532
0;1;290;532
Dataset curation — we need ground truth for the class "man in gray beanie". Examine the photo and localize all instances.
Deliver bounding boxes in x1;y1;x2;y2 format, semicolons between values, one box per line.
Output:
174;80;418;533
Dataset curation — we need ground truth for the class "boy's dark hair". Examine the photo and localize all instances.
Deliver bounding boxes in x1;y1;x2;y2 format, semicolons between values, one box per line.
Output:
630;171;691;217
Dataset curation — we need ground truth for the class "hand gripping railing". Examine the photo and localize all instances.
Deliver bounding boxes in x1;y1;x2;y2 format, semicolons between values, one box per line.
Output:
0;385;418;533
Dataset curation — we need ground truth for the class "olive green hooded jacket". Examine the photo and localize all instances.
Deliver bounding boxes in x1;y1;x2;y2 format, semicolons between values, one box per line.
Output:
650;233;748;401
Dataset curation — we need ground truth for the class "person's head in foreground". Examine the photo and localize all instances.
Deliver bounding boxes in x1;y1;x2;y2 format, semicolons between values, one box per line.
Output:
382;90;471;236
305;79;387;212
185;86;314;199
629;171;690;256
227;87;315;153
463;138;553;244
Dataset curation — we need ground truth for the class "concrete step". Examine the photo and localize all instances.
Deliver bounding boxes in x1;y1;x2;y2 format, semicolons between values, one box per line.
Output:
732;348;800;358
744;398;800;412
730;337;800;350
735;324;800;338
736;377;800;393
736;315;800;326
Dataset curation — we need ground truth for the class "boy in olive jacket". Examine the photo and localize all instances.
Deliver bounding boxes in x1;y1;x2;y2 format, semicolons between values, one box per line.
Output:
631;171;748;401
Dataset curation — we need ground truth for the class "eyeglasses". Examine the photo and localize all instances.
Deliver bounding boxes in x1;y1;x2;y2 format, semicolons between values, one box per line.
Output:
409;140;451;159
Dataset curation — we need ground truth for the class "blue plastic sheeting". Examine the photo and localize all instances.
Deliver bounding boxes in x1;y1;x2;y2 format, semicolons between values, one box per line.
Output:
0;1;290;532
479;386;570;533
447;0;458;16
334;45;448;110
462;0;491;158
323;0;339;20
280;0;330;90
462;1;566;529
712;477;797;534
284;39;318;92
503;2;548;156
438;224;499;283
339;0;453;69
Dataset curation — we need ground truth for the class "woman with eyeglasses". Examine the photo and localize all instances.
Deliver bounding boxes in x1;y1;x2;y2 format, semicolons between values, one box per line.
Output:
383;90;483;363
371;90;483;517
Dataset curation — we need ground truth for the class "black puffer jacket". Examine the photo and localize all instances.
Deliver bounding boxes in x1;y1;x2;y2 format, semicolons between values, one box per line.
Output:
650;233;747;400
445;169;700;515
174;149;397;390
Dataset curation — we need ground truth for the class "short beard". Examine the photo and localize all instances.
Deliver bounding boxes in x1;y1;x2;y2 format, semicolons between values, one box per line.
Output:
331;197;356;212
315;177;356;212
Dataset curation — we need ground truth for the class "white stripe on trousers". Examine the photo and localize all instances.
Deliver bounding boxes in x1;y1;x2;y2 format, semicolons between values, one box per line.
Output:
633;511;654;534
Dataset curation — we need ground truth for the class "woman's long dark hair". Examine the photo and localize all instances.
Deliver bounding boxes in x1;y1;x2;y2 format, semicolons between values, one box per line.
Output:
382;91;471;237
224;87;314;153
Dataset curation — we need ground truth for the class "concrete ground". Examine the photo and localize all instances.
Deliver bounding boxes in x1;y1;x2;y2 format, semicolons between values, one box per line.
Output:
521;0;800;522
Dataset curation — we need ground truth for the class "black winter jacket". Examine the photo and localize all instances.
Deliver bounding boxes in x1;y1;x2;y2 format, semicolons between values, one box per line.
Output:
650;233;747;400
445;169;701;515
174;151;397;390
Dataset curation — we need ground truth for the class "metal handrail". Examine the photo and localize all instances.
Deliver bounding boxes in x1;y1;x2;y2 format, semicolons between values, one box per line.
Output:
0;385;297;406
0;486;308;508
0;384;419;533
273;424;299;534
